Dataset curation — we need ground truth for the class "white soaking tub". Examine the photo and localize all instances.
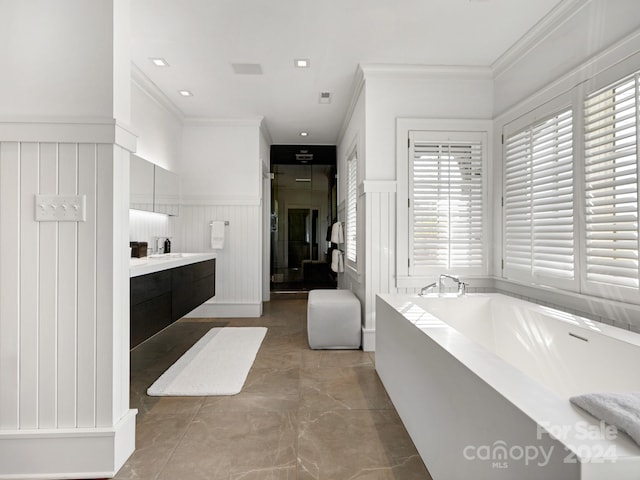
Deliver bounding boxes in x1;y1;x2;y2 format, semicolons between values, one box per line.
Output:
376;293;640;480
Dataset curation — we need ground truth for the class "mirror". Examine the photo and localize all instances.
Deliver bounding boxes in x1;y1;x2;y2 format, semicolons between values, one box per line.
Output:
153;166;180;216
130;154;154;212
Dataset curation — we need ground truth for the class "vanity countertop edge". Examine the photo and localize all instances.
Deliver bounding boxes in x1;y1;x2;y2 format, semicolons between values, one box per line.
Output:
130;253;216;278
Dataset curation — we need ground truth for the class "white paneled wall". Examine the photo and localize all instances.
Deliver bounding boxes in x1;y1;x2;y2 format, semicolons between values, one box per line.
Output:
176;204;262;317
129;209;174;252
363;186;396;350
0;134;135;477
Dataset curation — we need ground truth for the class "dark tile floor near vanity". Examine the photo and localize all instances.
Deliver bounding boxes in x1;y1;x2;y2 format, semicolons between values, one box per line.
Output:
116;294;432;480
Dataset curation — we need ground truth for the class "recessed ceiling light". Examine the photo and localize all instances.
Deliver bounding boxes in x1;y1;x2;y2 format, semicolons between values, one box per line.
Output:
294;59;310;68
178;90;193;97
299;132;309;137
150;57;169;67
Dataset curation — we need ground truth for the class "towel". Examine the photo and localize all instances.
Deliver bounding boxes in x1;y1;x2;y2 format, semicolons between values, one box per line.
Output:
331;221;344;244
570;392;640;446
331;249;344;273
210;221;225;249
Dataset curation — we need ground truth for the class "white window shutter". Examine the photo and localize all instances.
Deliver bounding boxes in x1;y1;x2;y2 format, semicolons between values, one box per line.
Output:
504;108;575;283
346;151;357;263
584;74;639;290
409;133;485;274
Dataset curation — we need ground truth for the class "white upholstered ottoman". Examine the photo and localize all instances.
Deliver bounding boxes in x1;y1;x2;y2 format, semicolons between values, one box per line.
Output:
307;289;361;349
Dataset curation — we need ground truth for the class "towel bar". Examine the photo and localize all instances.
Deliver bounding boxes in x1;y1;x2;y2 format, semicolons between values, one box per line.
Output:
209;221;230;226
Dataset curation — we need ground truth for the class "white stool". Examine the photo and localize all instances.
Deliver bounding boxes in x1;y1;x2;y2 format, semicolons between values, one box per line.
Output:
307;289;361;349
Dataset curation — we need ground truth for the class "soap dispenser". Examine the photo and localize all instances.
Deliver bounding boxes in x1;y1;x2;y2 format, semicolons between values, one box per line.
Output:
164;237;171;254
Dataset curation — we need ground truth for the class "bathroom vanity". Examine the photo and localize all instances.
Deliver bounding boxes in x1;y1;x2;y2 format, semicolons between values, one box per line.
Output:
129;253;216;348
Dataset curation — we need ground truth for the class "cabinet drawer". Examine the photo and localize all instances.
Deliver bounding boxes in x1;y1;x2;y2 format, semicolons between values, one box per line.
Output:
172;274;215;321
171;259;215;288
130;270;172;305
130;292;172;348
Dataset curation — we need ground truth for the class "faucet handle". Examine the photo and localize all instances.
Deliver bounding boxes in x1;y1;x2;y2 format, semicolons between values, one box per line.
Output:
419;282;437;296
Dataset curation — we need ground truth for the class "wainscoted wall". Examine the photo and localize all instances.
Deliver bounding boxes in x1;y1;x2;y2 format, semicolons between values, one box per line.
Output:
362;183;396;351
175;203;263;317
129;209;175;252
0;125;136;477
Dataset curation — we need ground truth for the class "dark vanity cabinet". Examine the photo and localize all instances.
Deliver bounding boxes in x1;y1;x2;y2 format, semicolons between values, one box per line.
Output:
130;259;215;348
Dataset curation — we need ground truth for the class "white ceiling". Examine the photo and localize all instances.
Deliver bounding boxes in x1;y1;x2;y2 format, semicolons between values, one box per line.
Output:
131;0;566;145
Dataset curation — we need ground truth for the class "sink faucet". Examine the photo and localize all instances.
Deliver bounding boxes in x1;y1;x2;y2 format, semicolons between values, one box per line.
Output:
438;274;468;296
419;282;437;296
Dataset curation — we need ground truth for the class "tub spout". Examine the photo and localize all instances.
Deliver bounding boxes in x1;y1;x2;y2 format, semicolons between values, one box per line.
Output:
438;274;460;294
419;282;437;296
439;274;468;295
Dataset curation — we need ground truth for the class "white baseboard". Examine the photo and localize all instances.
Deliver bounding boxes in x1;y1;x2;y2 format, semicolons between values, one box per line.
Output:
362;328;376;352
0;409;137;479
185;301;262;318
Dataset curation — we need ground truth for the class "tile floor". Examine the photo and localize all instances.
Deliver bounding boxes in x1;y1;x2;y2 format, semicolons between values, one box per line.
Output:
115;294;432;479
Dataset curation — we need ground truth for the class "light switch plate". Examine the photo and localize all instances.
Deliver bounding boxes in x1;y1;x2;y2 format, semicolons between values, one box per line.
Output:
35;195;86;222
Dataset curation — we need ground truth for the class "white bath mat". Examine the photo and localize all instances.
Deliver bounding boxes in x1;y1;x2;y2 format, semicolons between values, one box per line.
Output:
147;327;267;396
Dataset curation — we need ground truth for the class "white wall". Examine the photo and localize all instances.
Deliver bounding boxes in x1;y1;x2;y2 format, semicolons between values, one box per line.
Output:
260;125;271;302
0;0;126;121
0;3;136;477
129;69;184;245
364;66;494;180
178;118;265;317
130;73;183;172
337;81;366;325
494;0;640;118
340;66;494;350
180;120;262;202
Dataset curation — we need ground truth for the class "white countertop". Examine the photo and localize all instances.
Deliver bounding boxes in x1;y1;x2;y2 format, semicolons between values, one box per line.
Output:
130;252;216;277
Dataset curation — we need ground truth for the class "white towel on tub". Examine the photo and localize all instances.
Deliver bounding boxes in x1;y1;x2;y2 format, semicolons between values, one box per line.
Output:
570;392;640;446
210;221;225;249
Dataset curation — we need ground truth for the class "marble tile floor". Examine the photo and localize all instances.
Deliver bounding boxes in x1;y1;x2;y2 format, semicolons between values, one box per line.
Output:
115;295;432;480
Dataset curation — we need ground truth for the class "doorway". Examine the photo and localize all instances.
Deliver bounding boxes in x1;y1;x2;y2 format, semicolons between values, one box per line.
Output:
270;146;337;291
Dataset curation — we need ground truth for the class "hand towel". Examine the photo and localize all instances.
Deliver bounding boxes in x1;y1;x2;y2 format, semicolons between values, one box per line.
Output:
210;221;225;249
570;392;640;446
331;249;344;273
331;221;344;244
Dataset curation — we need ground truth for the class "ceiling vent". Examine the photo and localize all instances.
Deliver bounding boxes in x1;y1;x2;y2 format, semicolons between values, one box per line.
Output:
231;63;263;75
319;91;332;104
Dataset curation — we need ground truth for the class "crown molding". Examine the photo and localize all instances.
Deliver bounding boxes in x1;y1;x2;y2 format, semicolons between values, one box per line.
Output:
494;28;640;122
183;116;265;128
259;117;273;145
359;63;493;79
130;62;185;122
337;65;366;145
492;0;590;78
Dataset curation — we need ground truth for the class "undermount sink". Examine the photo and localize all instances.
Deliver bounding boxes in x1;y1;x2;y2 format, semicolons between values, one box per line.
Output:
148;253;196;259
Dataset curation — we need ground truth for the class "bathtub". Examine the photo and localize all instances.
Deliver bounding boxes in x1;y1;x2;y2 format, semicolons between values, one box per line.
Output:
376;293;640;480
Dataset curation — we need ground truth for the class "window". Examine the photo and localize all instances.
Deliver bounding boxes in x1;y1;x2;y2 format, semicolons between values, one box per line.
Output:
408;131;486;275
345;149;357;264
500;69;640;304
503;108;575;285
583;73;639;291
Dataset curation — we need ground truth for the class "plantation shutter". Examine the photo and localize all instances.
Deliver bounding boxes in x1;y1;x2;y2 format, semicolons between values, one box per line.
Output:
504;108;575;282
584;74;639;289
409;132;484;274
346;151;357;263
